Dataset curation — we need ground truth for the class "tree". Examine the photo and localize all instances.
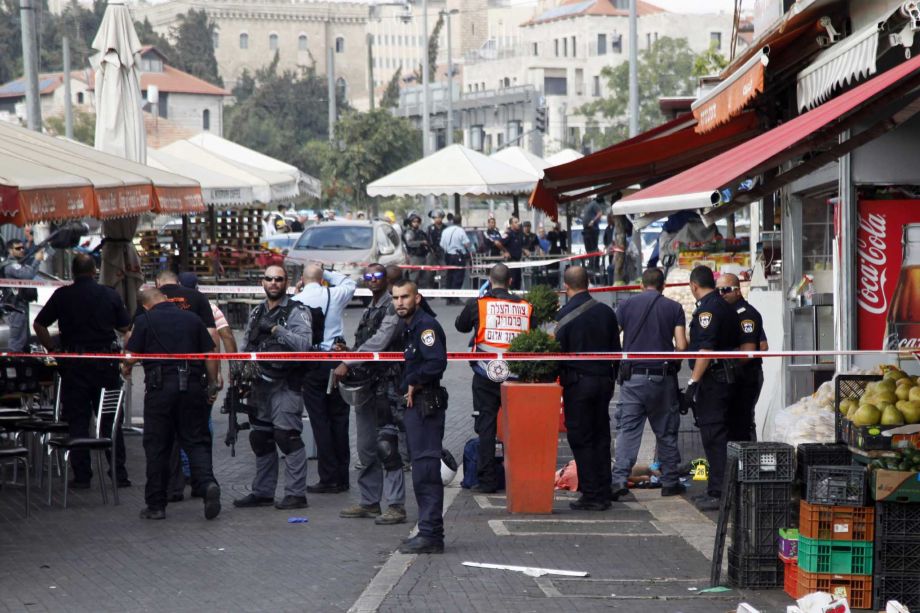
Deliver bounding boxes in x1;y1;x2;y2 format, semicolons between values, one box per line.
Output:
170;9;223;87
379;66;402;108
135;17;176;60
0;0;21;84
305;109;422;208
413;12;444;82
45;109;96;145
232;68;256;103
579;36;698;147
693;42;728;77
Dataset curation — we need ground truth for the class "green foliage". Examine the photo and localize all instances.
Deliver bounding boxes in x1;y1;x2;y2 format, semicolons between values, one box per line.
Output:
170;9;223;87
303;109;422;208
525;284;560;327
579;36;698;147
232;68;256;103
413;12;444;82
45;108;96;145
0;0;21;84
693;42;728;77
135;17;176;60
508;329;561;383
380;66;402;109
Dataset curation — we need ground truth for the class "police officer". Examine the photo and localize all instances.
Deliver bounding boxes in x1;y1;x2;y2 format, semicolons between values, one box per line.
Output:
294;264;356;494
393;278;448;553
555;266;621;511
612;267;687;500
581;196;605;271
2;238;45;351
333;263;407;525
455;263;533;493
123;288;221;520
403;213;431;287
684;265;741;511
33;254;132;489
493;217;525;290
716;272;767;442
427;210;446;286
233;266;315;510
484;217;503;257
145;270;217;344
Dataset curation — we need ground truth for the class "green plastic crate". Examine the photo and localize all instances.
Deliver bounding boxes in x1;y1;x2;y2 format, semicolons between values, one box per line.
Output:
797;536;873;575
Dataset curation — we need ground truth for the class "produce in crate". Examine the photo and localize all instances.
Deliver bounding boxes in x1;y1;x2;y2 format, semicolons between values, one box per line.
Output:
868;442;920;472
838;368;920;426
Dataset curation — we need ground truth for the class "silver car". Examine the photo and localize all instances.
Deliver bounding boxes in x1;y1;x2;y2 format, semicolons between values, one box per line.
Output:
284;220;407;283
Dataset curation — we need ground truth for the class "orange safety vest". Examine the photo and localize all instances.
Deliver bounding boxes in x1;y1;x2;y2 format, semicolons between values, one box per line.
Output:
472;297;533;378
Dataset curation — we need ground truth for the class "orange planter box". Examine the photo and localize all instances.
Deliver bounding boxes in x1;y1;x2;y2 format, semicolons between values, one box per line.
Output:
500;382;562;514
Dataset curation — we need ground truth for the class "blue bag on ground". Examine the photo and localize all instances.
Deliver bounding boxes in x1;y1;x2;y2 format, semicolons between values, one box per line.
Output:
460;437;505;490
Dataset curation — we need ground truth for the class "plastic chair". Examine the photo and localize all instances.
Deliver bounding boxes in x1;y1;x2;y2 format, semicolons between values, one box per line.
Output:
0;446;31;517
47;387;124;508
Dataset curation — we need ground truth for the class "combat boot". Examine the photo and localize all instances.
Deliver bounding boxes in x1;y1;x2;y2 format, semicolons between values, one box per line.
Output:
340;503;382;518
374;504;407;525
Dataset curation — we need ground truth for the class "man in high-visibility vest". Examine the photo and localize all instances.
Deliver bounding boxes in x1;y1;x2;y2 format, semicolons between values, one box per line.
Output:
455;264;534;493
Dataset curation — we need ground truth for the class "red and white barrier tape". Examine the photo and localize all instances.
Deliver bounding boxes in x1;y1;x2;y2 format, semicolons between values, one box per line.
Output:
2;349;916;362
398;251;607;271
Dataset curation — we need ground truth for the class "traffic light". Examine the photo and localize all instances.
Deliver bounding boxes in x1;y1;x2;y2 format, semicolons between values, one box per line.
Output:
535;106;547;133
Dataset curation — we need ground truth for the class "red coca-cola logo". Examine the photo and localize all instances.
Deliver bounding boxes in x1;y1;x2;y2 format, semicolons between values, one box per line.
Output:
857;212;888;315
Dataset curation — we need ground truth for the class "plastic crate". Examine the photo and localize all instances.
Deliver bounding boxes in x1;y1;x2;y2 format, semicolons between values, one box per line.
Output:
728;442;795;483
796;570;873;610
874;573;920;610
875;502;920;542
849;423;900;451
796;443;851;487
731;483;793;555
727;547;784;589
874;539;920;574
834;374;882;445
783;559;799;599
796;536;873;575
798;500;874;541
806;465;867;506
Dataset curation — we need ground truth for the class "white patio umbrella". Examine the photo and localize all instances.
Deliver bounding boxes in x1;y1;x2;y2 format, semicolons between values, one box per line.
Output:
490;146;550;179
545;148;584;166
92;0;146;313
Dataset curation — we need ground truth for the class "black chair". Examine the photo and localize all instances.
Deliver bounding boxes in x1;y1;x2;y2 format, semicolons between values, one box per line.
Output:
47;387;124;508
0;446;31;517
15;375;68;487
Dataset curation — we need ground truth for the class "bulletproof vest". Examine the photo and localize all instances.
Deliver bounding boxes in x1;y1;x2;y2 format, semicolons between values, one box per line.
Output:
247;301;310;381
354;301;404;352
0;259;37;305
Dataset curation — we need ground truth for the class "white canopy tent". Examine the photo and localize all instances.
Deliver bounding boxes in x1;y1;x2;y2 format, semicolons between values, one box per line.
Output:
544;148;584;166
490;146;550;179
147;148;256;207
158;140;298;203
366;144;537;197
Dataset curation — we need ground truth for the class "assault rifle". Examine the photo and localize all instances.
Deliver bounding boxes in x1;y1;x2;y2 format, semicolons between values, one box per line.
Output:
222;371;250;457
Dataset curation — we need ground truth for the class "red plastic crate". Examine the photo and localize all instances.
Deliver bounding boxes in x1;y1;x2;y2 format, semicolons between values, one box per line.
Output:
783;559;799;599
798;500;874;541
795;569;873;610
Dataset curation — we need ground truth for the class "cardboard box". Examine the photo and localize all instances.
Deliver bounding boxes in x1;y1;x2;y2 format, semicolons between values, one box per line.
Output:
871;469;920;503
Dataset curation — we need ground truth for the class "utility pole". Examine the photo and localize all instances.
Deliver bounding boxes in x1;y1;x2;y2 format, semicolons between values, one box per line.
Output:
367;33;375;111
20;0;42;131
63;36;73;139
628;0;638;138
442;9;458;146
421;0;431;155
327;46;336;141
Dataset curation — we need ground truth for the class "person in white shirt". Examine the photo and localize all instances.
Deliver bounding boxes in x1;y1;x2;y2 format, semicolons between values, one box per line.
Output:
439;215;471;305
293;264;357;493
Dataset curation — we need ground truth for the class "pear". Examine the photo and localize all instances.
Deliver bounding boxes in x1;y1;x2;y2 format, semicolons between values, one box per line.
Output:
897;376;913;386
853;404;881;426
896;385;912;401
882;405;905;426
876;391;898;405
860;393;877;406
884;369;908;382
847;403;860;420
878;380;898;394
839;398;857;415
900;401;920;425
909;386;920;403
866;382;879;396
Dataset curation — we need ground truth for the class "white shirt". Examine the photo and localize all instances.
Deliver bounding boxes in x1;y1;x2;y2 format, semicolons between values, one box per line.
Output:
292;270;357;350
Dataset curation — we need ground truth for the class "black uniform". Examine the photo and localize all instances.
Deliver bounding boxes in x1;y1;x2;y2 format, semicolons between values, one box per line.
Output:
135;283;216;329
555;291;621;505
485;227;504;257
126;302;217;511
402;308;448;544
455;288;534;491
687;290;741;498
35;276;132;485
404;226;432;287
729;298;765;442
499;230;525;289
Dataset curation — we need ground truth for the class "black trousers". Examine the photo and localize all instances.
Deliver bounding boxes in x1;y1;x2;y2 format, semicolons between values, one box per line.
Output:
444;253;466;291
471;373;501;489
142;374;216;510
694;373;736;497
509;265;522;290
563;373;614;503
60;361;127;483
404;395;445;543
302;364;351;487
583;229;600;271
727;367;764;442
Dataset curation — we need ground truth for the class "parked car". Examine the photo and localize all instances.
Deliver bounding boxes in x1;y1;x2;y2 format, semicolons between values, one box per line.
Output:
284;220;407;283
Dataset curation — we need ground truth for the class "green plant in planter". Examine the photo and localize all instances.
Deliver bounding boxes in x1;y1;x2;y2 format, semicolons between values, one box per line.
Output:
508;328;561;383
525;283;560;326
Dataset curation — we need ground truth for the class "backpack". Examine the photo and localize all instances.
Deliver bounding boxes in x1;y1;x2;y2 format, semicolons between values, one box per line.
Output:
460;437;506;490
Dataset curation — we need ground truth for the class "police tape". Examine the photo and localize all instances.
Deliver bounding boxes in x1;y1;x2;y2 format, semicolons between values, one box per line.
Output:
1;349;916;362
398;251;607;271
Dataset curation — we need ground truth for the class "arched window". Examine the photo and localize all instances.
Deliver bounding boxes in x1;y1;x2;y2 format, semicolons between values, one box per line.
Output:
335;77;347;99
335;36;345;53
269;33;279;51
298;33;308;51
239;32;249;49
203;109;211;131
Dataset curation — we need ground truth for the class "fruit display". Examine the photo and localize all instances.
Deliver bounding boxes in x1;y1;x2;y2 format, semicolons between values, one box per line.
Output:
868;443;920;472
838;368;920;428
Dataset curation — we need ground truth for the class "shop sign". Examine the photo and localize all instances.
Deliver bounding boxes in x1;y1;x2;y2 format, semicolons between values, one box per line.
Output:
856;200;920;350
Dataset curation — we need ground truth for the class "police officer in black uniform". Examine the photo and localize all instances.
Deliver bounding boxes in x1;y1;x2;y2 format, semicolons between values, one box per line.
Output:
393;278;448;554
494;217;525;290
684;265;741;511
403;213;431;287
555;266;621;511
33;254;132;489
716;272;767;442
123;288;222;520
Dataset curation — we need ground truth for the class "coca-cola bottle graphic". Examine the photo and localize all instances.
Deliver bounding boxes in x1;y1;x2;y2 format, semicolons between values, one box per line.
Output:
886;224;920;350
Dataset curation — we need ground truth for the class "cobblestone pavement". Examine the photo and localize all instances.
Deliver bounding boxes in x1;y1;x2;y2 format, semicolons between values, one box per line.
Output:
1;300;792;612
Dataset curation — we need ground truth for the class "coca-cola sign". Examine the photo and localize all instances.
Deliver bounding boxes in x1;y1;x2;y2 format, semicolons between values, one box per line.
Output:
857;200;920;349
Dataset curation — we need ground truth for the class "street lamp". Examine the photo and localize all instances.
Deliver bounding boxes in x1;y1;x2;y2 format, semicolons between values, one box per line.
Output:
440;8;459;146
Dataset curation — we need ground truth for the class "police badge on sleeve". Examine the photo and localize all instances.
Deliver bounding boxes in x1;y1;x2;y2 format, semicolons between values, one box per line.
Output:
421;329;436;346
741;319;755;334
699;312;713;329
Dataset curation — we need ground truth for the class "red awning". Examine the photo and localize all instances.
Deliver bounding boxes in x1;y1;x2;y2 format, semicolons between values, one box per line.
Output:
530;112;761;218
692;49;768;134
618;53;920;218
